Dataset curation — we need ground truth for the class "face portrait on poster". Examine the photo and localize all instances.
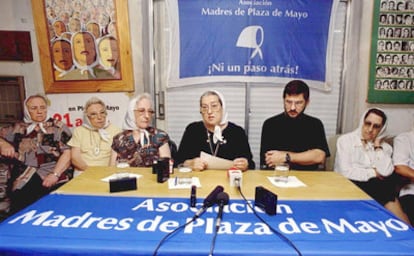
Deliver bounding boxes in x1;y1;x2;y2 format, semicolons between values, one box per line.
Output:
368;0;414;104
32;0;134;93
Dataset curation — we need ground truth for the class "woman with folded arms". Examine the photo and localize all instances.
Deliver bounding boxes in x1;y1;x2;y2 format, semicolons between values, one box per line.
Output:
0;94;73;215
334;108;409;224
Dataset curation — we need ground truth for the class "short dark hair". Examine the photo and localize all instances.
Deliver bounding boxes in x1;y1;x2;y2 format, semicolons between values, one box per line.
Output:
365;108;387;126
283;80;310;101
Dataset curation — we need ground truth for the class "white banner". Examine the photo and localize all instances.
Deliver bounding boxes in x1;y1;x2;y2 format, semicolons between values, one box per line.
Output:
47;93;129;130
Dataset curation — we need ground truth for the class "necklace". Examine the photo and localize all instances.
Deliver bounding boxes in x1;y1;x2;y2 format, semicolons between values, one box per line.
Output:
90;130;101;156
206;129;220;156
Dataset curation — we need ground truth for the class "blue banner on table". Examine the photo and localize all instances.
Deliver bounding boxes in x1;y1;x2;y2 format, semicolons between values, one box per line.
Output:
167;0;336;90
0;194;413;255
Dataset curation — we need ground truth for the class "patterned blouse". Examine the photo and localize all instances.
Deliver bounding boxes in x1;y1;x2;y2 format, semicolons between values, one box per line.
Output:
111;127;169;167
6;117;73;182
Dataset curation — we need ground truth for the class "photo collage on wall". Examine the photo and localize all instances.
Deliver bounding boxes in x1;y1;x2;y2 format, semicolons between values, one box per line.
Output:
374;0;414;91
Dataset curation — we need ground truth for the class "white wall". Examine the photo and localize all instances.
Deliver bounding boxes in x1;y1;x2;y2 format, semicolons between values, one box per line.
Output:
0;0;43;95
0;0;413;136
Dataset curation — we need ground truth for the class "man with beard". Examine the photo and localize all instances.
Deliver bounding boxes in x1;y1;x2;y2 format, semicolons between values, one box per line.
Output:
260;80;330;170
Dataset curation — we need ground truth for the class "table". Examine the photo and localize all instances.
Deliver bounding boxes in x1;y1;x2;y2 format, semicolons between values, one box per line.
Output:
56;167;370;200
0;168;413;256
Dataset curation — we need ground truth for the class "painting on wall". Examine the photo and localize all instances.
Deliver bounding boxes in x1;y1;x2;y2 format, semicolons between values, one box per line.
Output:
32;0;134;93
368;0;414;103
0;31;33;62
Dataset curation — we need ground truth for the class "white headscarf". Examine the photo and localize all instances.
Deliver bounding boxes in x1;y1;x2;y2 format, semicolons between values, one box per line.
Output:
24;95;52;134
122;94;152;146
206;90;228;144
82;97;110;142
96;35;118;75
51;38;75;78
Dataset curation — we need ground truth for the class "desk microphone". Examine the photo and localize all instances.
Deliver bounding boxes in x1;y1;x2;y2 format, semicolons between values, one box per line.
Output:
209;192;229;256
215;192;229;231
193;185;224;219
153;186;223;256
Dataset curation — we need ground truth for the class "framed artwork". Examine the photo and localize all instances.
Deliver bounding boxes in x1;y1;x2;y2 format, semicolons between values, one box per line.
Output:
0;31;33;61
32;0;134;93
368;0;414;103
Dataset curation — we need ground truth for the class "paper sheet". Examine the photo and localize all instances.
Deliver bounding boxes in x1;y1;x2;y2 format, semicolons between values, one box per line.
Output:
200;151;233;170
101;173;142;182
168;177;201;189
267;176;307;188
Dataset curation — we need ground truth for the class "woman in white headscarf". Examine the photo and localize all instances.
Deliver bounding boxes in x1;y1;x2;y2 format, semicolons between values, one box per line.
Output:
110;93;171;167
335;108;409;224
68;97;121;176
176;90;255;171
0;94;73;215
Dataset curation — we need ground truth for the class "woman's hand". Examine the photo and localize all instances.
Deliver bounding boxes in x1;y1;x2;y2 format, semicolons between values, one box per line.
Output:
43;173;59;188
185;158;207;171
0;138;15;158
233;158;249;171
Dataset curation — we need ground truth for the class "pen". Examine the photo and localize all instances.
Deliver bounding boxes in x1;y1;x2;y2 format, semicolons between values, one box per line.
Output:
175;176;178;186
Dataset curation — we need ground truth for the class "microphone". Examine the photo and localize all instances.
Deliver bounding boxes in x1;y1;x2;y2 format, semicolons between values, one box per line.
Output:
215;192;229;231
193;185;224;219
190;185;197;207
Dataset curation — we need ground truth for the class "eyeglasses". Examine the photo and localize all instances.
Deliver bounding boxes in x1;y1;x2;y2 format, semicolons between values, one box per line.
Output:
88;111;107;119
284;99;306;106
28;106;47;112
200;102;221;113
363;121;382;130
134;108;155;116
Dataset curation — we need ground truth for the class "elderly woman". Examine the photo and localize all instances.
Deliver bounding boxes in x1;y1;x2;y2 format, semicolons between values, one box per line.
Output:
0;94;73;214
110;93;171;167
68;97;121;176
334;108;409;223
176;90;255;171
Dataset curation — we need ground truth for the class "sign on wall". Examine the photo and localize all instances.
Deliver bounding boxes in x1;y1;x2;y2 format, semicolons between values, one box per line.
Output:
368;0;414;104
167;0;336;90
47;93;129;130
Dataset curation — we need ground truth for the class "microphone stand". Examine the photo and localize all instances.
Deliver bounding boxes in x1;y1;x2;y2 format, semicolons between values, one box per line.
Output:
209;192;229;256
153;185;223;256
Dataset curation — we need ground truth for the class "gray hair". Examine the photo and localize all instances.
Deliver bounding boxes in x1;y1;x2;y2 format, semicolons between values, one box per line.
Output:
199;91;222;107
133;93;154;110
83;97;107;114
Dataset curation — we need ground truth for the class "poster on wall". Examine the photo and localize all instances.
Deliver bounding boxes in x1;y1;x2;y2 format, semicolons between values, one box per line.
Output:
167;0;337;91
47;93;129;131
31;0;134;93
368;0;414;104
